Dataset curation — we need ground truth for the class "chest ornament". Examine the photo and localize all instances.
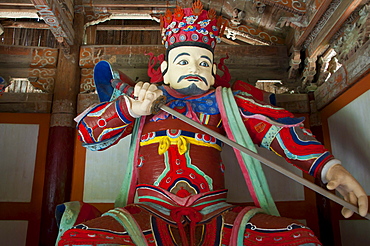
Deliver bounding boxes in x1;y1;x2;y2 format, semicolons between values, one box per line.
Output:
140;129;222;155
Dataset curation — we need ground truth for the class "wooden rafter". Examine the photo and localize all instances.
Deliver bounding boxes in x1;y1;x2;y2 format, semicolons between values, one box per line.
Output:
30;0;75;46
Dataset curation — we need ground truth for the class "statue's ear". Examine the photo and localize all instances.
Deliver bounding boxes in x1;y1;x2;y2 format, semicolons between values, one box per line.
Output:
160;61;169;84
211;63;217;86
213;63;217;75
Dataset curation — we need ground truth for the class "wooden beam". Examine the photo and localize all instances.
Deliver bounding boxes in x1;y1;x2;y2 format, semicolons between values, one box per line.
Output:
88;0;176;8
108;9;166;17
0;8;38;18
235;35;269;46
0;93;52;113
96;25;160;31
1;20;49;29
0;0;34;7
0;46;59;69
220;37;240;45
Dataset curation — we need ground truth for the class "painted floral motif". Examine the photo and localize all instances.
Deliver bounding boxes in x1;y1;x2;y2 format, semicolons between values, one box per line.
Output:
168;21;177;29
31;48;58;68
80;68;94;93
184;26;196;32
185;15;198;24
198;19;211;27
178;22;186;28
197;28;208;35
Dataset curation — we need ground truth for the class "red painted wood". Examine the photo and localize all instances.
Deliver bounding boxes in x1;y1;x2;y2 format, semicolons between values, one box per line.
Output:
39;126;75;246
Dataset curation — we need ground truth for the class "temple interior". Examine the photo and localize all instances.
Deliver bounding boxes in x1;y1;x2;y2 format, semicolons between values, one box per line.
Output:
0;0;369;245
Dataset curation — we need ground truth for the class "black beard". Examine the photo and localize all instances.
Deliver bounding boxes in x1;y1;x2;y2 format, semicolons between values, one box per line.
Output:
173;83;208;96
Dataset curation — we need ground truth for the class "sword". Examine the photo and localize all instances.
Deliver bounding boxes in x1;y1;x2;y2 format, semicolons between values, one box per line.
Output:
151;99;370;220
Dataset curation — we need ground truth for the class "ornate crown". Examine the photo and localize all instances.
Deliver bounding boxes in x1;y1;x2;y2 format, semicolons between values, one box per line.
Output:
160;0;225;51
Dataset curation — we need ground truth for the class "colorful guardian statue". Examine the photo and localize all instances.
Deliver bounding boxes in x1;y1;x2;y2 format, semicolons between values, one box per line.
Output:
57;1;367;245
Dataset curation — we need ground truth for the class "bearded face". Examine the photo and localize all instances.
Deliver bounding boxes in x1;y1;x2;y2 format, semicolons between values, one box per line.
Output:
161;46;216;95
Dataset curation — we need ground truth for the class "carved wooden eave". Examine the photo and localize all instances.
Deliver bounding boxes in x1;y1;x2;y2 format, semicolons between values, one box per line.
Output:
314;3;370;110
30;0;75;54
302;0;364;58
260;0;306;15
288;46;301;80
293;0;332;48
287;0;366;91
330;4;370;64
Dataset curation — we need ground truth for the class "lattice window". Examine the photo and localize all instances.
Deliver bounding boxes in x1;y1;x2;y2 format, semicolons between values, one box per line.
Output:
4;78;44;93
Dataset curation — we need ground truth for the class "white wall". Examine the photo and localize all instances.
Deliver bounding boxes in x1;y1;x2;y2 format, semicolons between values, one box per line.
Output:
0;124;38;202
328;89;370;194
328;89;370;245
0;221;28;246
83;136;131;203
0;123;39;245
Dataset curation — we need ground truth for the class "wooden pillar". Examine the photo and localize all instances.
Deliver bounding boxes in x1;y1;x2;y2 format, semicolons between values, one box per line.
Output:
39;7;84;246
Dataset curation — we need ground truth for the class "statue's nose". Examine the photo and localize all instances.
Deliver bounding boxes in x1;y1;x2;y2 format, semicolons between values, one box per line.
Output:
188;63;199;74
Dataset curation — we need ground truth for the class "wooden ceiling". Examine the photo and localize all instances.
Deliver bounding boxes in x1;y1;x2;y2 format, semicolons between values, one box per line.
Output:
0;0;368;91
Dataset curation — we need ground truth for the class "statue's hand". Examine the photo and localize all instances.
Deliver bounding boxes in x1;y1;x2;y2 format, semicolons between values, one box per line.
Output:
326;164;369;218
129;82;163;116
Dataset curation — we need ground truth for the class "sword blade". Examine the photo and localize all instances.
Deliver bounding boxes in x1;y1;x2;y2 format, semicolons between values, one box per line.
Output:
160;104;370;220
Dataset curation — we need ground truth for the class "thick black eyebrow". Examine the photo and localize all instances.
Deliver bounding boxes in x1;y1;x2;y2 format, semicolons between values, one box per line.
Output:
201;55;212;63
173;52;190;63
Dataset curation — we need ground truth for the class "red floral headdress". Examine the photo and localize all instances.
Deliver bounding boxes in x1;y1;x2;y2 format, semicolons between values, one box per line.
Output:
160;0;225;51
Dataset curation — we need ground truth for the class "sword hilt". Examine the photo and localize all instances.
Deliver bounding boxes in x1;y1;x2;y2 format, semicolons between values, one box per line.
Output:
150;95;167;114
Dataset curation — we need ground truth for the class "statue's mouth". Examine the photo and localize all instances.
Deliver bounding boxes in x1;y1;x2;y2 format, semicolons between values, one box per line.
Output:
185;76;203;82
177;74;208;86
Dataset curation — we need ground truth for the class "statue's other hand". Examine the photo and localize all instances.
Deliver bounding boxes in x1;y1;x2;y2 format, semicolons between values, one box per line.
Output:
326;164;369;218
129;82;163;116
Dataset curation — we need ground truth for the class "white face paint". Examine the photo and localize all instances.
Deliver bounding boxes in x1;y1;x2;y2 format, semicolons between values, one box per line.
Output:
161;46;216;95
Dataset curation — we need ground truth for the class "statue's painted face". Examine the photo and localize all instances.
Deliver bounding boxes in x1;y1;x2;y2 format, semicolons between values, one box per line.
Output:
161;46;216;95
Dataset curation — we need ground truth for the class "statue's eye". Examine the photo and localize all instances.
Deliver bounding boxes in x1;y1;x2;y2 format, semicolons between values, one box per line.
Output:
177;60;188;65
200;61;209;67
